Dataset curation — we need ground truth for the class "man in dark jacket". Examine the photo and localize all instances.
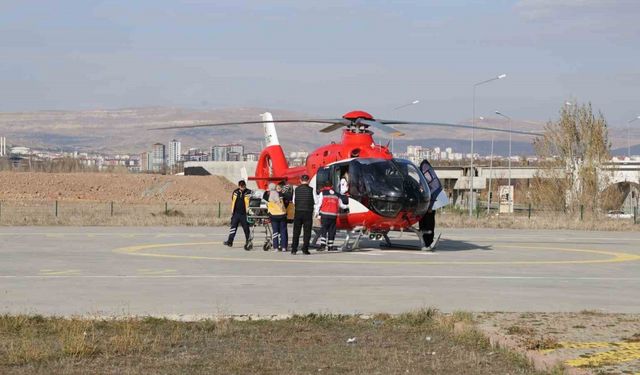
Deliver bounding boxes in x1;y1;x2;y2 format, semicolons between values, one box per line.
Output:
291;175;315;255
223;180;252;250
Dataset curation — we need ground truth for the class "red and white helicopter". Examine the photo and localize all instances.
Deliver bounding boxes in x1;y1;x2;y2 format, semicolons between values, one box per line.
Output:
155;110;540;250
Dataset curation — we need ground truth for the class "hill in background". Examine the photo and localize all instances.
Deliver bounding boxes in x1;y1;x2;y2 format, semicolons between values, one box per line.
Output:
0;107;637;155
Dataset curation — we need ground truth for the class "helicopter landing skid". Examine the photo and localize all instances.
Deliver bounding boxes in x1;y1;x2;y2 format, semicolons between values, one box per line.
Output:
379;227;433;252
340;227;365;252
310;226;365;252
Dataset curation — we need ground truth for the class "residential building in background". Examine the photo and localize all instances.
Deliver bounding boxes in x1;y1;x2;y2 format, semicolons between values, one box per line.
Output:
151;143;166;172
185;148;208;162
228;144;244;156
211;144;245;161
168;139;181;167
0;137;6;157
227;151;241;161
140;152;151;172
211;145;227;161
245;153;259;162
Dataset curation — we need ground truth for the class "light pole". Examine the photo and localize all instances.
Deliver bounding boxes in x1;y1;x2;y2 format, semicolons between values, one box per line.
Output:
495;110;512;213
470;73;507;216
628;116;640;158
392;99;421;155
495;111;512;187
478;117;495;214
394;99;420;110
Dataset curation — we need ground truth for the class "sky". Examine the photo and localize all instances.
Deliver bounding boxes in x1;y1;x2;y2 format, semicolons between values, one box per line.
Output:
1;0;639;128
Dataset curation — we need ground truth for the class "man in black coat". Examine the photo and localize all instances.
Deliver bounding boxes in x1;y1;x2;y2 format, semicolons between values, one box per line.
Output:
291;175;315;255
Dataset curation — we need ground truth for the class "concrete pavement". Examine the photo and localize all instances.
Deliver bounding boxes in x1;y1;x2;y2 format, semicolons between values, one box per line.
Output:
1;227;639;317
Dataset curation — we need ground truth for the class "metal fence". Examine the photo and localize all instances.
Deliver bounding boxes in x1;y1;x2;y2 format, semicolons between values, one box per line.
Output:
439;201;639;225
0;201;233;224
0;200;637;225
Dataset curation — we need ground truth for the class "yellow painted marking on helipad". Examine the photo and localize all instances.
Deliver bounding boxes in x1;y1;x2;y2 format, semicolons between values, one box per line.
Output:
137;268;177;275
39;269;81;276
113;242;640;265
0;232;226;237
544;341;640;368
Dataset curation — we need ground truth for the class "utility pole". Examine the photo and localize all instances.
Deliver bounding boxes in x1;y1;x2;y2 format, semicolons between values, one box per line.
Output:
470;74;507;216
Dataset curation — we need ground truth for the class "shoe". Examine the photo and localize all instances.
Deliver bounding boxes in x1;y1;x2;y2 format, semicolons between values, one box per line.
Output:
427;233;441;251
317;245;326;251
291;250;297;255
244;242;252;251
302;250;311;255
223;241;233;247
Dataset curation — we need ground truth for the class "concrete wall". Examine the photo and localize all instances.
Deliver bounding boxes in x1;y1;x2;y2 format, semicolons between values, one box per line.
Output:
184;161;259;189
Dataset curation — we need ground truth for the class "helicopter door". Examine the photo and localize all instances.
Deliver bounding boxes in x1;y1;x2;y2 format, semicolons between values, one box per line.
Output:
315;167;331;191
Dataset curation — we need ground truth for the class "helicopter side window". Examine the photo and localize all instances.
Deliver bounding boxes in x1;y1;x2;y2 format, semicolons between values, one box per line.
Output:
338;165;350;195
316;167;330;191
333;167;342;192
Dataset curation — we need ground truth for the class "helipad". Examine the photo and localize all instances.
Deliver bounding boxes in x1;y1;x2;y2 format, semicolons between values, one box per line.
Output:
1;227;639;317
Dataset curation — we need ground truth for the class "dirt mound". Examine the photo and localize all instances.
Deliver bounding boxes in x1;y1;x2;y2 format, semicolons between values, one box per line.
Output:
0;172;236;203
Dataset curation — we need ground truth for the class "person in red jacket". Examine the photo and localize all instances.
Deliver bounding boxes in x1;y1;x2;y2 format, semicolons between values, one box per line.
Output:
315;180;347;251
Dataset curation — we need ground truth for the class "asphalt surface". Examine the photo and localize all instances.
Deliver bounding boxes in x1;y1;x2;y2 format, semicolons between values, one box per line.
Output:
1;227;639;317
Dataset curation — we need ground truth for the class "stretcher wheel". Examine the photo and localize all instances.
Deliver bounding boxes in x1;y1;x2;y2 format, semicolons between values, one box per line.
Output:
263;242;272;251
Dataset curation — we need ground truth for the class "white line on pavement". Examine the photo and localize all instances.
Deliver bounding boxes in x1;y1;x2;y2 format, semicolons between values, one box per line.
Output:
1;275;639;281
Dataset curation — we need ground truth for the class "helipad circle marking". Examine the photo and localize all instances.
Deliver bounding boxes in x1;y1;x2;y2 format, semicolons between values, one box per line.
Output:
113;242;640;265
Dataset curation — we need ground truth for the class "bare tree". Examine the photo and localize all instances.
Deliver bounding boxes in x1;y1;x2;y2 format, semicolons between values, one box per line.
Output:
533;101;611;213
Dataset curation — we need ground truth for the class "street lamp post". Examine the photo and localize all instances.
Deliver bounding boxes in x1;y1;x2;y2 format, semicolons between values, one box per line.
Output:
628;116;640;158
495;110;512;213
479;117;495;214
392;99;421;155
495;111;512;187
469;74;507;216
394;99;420;111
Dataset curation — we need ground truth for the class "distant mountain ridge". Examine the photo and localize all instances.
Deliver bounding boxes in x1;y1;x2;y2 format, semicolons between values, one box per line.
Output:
0;107;636;155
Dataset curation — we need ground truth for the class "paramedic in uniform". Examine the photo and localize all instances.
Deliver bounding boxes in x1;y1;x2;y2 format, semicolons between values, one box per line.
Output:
264;183;289;252
223;180;252;250
315;180;347;251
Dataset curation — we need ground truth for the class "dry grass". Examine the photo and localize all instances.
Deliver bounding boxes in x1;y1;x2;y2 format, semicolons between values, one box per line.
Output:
0;311;550;375
0;201;231;226
437;209;639;231
1;200;637;231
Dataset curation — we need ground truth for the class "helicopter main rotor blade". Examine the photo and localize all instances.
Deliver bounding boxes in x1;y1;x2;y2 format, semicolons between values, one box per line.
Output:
358;119;405;136
148;119;344;131
320;119;351;133
375;120;543;136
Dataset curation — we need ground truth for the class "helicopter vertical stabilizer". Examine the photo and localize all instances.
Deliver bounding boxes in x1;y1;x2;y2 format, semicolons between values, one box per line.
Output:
261;112;280;147
253;112;291;189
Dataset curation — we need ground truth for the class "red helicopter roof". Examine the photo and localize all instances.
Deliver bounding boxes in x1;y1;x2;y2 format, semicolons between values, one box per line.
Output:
342;110;374;120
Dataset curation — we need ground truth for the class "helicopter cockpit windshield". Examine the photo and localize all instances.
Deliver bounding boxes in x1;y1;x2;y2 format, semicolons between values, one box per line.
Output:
346;158;431;217
392;158;431;215
316;158;431;218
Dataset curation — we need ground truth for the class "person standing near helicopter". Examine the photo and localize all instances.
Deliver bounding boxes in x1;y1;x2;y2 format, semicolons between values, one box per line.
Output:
223;180;252;250
315;179;347;251
264;183;289;252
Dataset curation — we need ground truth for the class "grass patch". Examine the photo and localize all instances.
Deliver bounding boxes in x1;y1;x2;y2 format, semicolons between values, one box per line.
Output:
0;312;550;375
507;325;535;336
579;309;607;316
623;332;640;342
